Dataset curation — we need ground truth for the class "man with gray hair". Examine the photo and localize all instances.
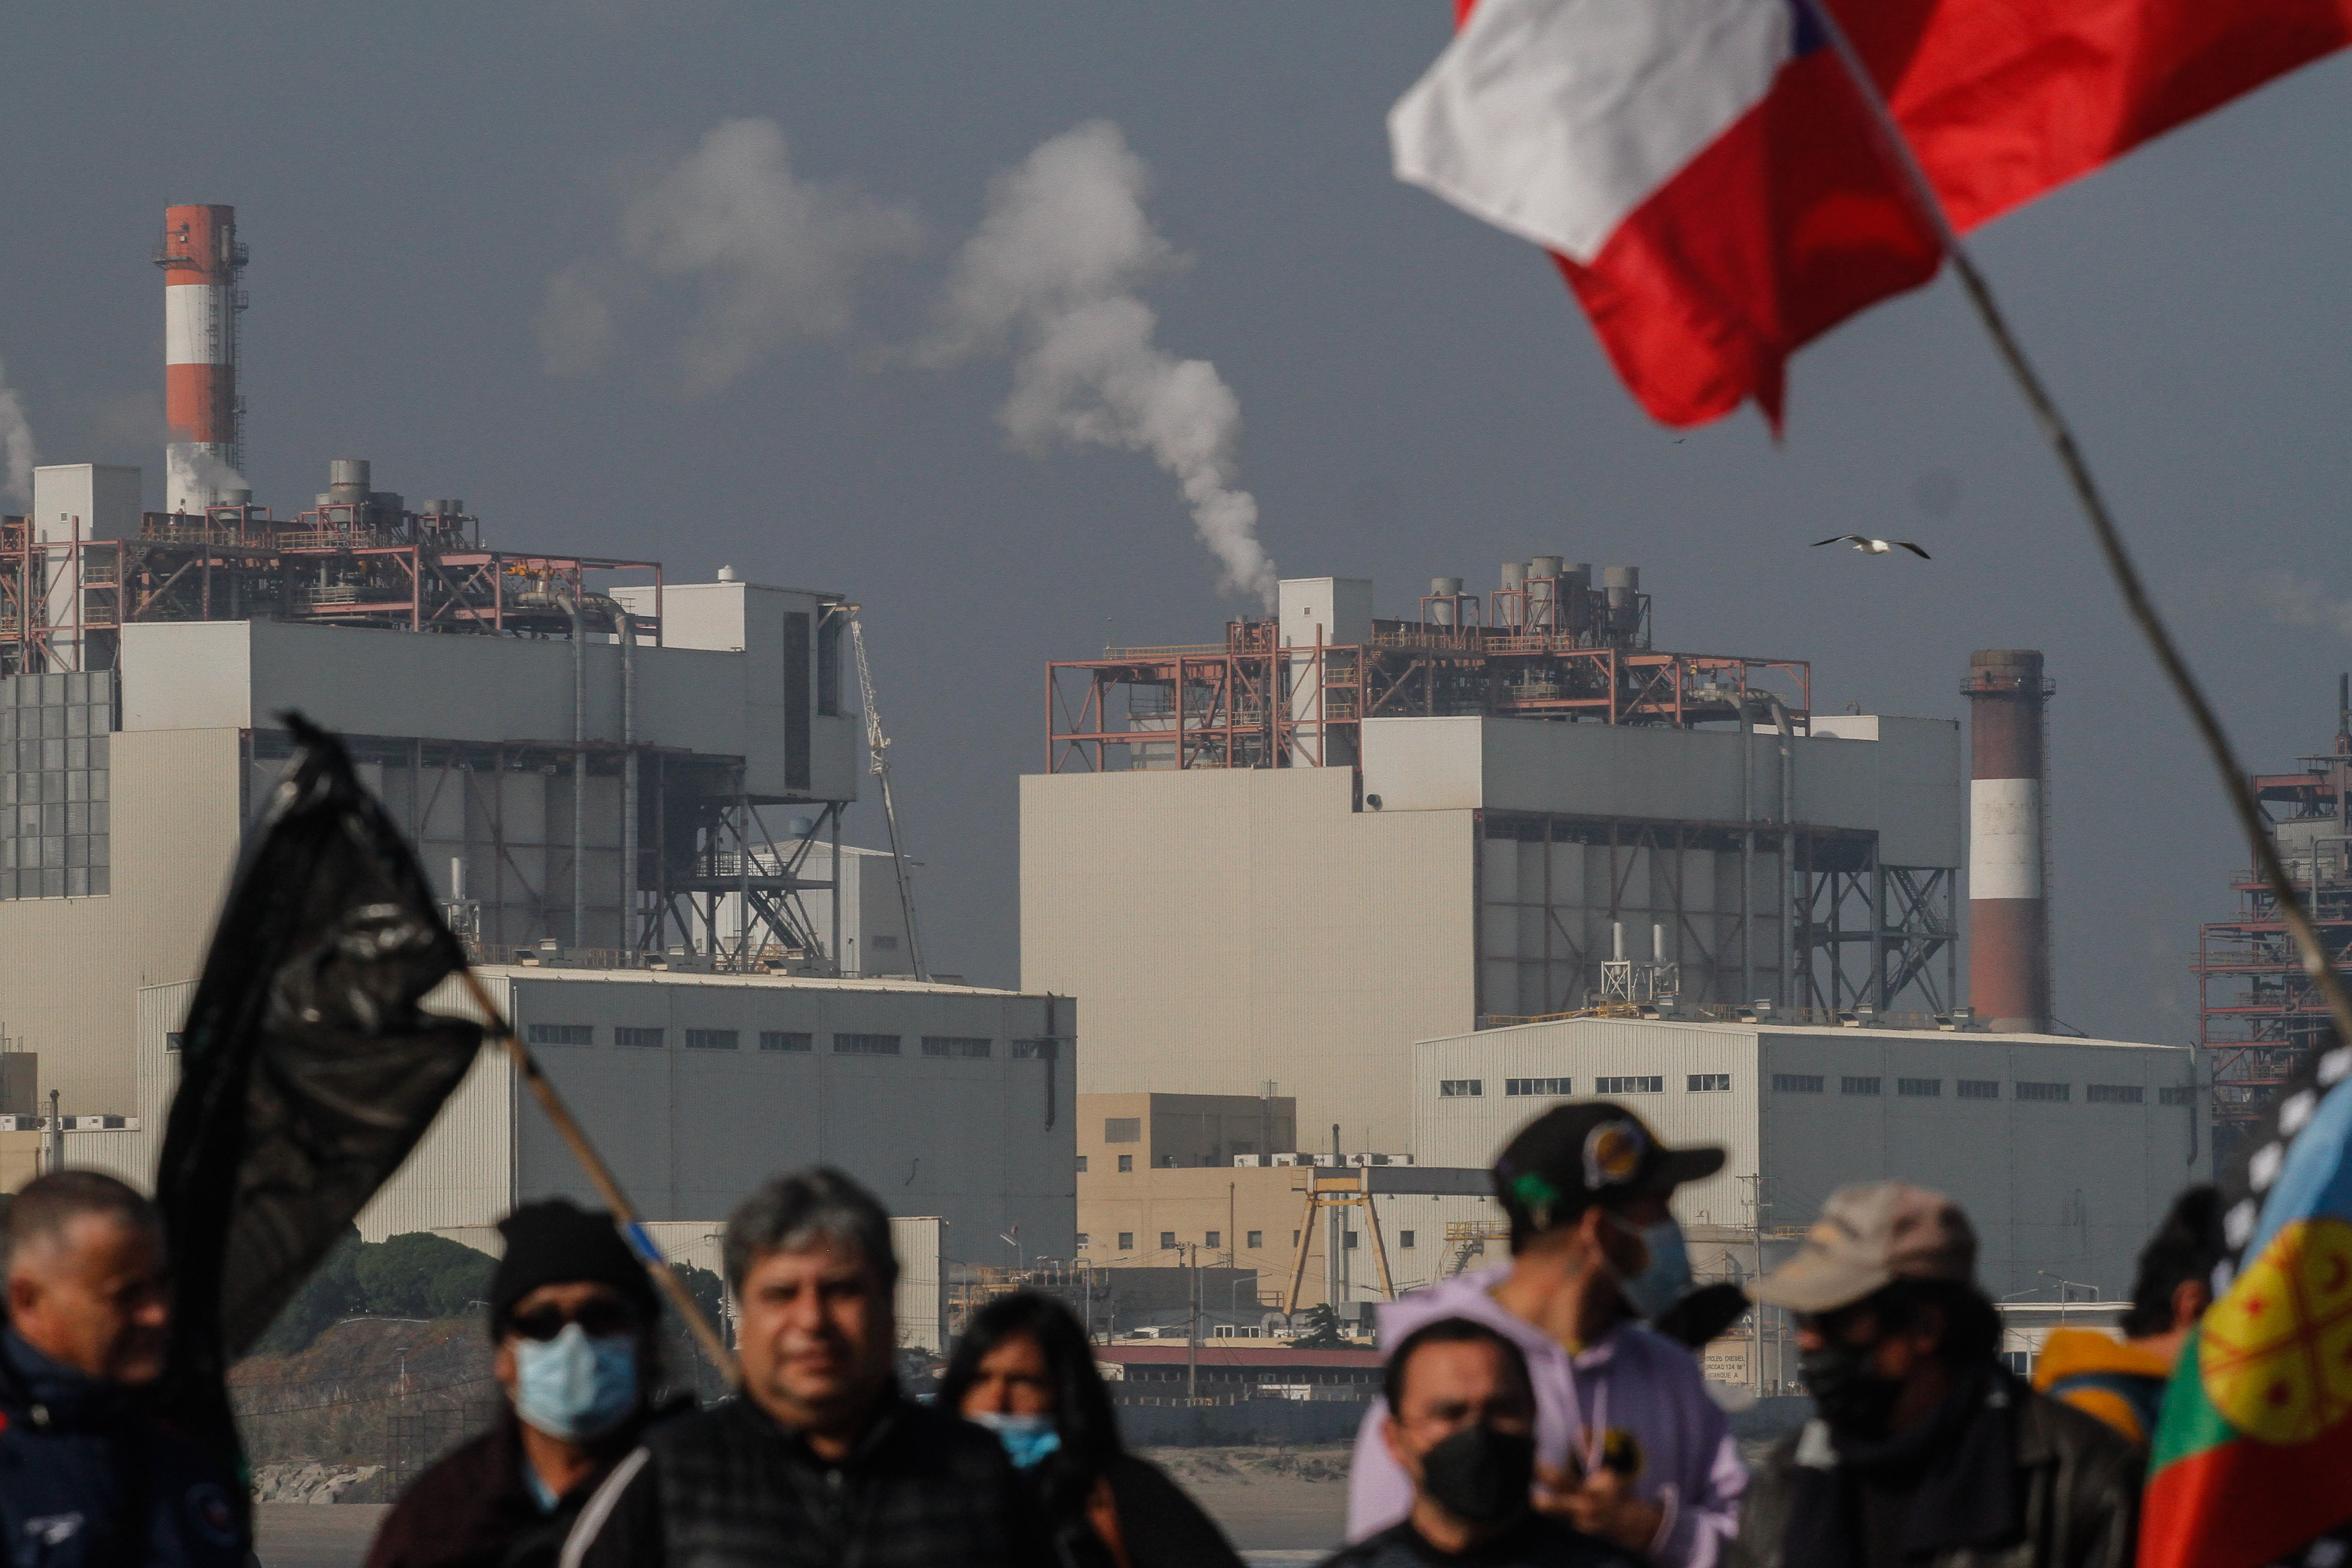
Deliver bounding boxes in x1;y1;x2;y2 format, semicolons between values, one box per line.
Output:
564;1167;1043;1567
0;1169;248;1567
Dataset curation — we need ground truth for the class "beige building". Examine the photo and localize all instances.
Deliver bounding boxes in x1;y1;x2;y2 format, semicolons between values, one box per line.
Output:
1075;1092;1496;1316
1022;571;1964;1155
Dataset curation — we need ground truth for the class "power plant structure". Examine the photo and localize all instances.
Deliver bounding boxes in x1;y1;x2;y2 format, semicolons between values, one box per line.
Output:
2194;677;2352;1151
1963;650;2054;1033
159;203;248;514
1027;566;1974;1151
0;208;1088;1279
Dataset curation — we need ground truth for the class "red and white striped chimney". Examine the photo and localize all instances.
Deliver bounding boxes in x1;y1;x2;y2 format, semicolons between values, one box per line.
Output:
159;204;245;512
1966;649;2053;1032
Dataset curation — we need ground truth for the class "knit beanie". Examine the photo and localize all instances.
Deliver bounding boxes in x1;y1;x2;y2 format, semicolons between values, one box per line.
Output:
488;1199;659;1340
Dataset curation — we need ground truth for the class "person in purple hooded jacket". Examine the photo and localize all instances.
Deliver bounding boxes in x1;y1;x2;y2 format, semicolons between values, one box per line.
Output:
1347;1104;1746;1567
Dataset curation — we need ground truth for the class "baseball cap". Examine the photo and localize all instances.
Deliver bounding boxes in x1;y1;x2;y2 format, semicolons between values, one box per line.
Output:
1492;1102;1725;1238
1750;1181;1977;1314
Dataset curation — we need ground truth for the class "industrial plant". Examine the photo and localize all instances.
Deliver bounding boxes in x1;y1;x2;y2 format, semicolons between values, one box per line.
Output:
0;205;1075;1273
0;204;2259;1380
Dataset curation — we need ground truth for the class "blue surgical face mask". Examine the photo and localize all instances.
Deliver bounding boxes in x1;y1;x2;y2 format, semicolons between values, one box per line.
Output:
969;1410;1063;1470
1603;1213;1693;1321
513;1323;639;1442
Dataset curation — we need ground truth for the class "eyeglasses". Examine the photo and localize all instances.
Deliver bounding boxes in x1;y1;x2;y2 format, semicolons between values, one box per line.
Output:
509;1299;643;1342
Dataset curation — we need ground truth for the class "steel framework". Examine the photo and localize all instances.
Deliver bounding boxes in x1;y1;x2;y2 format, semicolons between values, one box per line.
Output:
2194;687;2352;1146
1048;614;1810;777
1;503;663;675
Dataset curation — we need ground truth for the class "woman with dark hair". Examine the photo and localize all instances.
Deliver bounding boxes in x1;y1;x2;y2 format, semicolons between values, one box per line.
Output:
940;1292;1246;1568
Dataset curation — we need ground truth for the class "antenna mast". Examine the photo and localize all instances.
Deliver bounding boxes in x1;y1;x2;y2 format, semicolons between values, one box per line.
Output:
850;616;928;981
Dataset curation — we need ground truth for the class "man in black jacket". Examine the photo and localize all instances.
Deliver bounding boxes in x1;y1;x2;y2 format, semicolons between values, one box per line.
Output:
563;1168;1043;1568
0;1171;248;1568
1729;1183;2139;1568
368;1199;683;1568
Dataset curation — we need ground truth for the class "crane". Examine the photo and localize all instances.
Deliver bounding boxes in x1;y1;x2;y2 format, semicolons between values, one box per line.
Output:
849;615;928;982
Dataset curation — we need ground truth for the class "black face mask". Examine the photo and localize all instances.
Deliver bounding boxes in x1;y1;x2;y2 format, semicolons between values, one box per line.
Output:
1419;1424;1537;1526
1801;1339;1903;1435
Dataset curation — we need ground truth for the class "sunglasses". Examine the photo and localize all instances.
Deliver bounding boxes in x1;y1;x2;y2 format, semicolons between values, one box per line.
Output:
509;1299;643;1342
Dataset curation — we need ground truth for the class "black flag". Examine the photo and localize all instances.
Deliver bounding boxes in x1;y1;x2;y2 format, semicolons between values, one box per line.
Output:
156;713;484;1469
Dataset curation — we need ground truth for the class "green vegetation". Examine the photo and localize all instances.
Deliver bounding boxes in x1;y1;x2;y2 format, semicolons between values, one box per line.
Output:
253;1229;497;1356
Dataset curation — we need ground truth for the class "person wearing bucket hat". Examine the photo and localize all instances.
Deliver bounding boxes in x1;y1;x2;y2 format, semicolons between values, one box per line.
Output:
1347;1103;1746;1568
1729;1182;2139;1568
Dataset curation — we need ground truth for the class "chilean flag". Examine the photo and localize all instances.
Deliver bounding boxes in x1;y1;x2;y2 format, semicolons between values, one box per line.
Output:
1392;0;2352;428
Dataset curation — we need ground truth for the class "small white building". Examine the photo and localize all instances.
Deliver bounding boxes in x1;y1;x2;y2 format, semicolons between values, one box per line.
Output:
129;966;1077;1270
1413;1015;2208;1304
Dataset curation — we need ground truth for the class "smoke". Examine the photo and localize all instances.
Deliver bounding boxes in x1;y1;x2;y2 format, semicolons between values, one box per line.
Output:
2255;570;2352;640
175;447;249;500
923;122;1277;607
542;118;921;393
0;357;36;510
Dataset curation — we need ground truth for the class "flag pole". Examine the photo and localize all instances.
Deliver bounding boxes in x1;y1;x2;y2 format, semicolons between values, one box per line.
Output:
457;967;741;1385
1806;0;2352;1060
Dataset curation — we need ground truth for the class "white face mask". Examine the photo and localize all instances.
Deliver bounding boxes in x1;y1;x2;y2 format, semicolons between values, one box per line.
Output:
1600;1212;1693;1320
513;1323;639;1442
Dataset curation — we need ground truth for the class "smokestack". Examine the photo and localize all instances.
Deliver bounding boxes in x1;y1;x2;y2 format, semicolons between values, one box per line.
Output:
1966;649;2053;1032
159;204;245;513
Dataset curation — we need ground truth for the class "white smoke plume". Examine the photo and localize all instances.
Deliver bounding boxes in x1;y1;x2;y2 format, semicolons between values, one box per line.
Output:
0;357;37;511
924;122;1277;607
2255;570;2352;640
542;119;922;393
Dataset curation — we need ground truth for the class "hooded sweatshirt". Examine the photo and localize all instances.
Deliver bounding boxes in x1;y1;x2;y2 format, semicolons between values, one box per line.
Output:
1345;1265;1744;1568
2029;1326;2176;1449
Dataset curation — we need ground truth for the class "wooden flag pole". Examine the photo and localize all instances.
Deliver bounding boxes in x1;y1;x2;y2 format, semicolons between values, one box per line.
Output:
1807;0;2352;1060
458;967;741;1385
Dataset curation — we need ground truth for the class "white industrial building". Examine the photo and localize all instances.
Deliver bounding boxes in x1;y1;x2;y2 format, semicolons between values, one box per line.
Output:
1024;569;1965;1153
1412;1014;2209;1305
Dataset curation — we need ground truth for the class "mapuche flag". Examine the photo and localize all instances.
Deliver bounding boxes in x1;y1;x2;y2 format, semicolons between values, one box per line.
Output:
1388;0;2352;428
155;714;483;1470
2141;1046;2352;1568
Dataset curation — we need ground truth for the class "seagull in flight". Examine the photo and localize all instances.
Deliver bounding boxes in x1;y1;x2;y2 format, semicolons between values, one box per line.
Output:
1813;534;1930;559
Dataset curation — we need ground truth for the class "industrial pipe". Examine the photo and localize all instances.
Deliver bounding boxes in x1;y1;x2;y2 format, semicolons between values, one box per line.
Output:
1965;650;2052;1032
569;588;587;950
620;610;637;959
1766;695;1795;1009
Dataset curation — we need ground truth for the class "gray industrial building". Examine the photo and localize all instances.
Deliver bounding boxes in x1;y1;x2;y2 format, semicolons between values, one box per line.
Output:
122;968;1074;1259
1413;1014;2207;1306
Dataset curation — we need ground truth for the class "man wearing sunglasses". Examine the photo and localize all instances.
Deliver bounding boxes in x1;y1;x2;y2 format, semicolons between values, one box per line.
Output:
369;1199;675;1568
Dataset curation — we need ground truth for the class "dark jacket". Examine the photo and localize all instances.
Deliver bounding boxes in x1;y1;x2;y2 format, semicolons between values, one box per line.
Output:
1729;1382;2140;1568
1318;1515;1641;1568
365;1405;668;1568
563;1393;1045;1568
1082;1453;1245;1568
0;1328;248;1568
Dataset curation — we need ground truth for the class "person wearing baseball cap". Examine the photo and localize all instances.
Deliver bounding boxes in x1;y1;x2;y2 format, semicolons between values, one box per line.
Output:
1731;1182;2139;1568
1347;1103;1746;1568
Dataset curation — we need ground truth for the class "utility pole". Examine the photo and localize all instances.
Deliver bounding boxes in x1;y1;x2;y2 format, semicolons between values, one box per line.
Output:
41;1089;59;1176
1186;1243;1200;1404
1739;1173;1767;1395
1327;1123;1345;1330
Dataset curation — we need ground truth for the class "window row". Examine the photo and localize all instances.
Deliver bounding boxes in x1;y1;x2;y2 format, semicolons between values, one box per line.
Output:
1080;1228;1420;1254
521;1024;1005;1058
1446;1073;1733;1099
1771;1073;2181;1106
0;866;108;900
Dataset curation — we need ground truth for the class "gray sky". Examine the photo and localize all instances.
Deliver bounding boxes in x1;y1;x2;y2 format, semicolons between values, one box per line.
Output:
8;5;2350;1044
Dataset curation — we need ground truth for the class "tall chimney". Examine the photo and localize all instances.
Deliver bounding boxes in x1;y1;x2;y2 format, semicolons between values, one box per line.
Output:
159;204;245;512
1966;650;2052;1032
